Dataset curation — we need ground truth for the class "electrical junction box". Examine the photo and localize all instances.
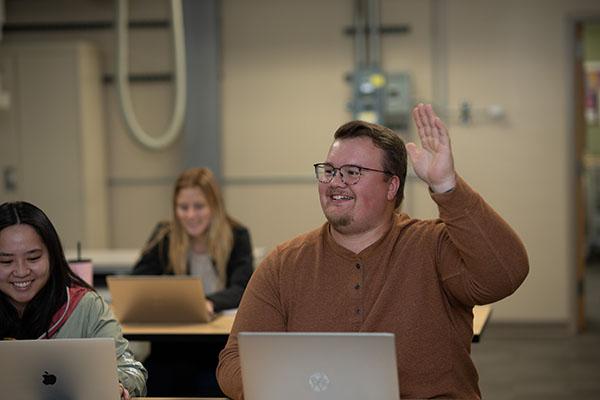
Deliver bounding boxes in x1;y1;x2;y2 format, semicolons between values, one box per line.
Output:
348;69;412;132
348;67;386;124
383;72;411;132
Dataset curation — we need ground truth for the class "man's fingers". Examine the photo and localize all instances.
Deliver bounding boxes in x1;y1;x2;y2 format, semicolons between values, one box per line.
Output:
433;117;450;145
424;104;437;126
414;104;433;145
412;106;424;134
413;103;451;150
405;142;418;161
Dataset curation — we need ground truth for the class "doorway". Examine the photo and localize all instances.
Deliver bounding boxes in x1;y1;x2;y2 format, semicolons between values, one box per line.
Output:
575;20;600;333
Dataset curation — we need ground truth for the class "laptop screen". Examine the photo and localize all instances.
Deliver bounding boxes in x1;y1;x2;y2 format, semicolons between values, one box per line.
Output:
0;338;120;400
238;331;400;400
106;275;210;324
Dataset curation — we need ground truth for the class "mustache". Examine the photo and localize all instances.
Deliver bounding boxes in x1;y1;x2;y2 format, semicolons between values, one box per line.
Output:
326;189;354;197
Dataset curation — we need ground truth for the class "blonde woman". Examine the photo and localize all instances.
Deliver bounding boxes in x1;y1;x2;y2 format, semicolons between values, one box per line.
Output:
132;167;254;315
131;167;254;396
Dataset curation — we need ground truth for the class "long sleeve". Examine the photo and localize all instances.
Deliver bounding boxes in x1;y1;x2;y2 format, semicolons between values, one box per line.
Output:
432;176;529;306
217;176;529;400
217;250;286;400
207;225;254;312
55;292;148;396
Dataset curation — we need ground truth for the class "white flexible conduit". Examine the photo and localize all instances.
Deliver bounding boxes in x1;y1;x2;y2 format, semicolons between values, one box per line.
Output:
115;0;187;150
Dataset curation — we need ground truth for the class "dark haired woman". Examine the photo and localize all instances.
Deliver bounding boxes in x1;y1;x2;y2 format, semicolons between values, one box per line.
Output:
0;201;147;399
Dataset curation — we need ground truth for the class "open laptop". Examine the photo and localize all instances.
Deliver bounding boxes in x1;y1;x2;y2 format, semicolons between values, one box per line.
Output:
238;332;400;400
0;338;120;400
106;275;211;324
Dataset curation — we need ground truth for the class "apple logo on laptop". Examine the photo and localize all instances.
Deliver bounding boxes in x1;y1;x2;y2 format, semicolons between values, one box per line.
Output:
308;372;330;392
42;371;57;386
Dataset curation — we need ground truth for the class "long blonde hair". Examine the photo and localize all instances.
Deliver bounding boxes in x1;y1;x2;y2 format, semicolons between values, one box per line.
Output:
168;168;233;285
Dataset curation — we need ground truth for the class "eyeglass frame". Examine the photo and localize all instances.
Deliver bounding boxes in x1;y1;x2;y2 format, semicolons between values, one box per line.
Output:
313;162;393;185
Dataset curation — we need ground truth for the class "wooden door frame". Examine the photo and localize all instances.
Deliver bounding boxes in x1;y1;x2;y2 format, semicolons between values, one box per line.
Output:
572;19;586;334
568;16;600;333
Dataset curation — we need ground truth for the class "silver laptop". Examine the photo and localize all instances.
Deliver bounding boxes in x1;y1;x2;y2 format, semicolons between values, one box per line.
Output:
238;332;400;400
0;338;120;400
106;275;211;324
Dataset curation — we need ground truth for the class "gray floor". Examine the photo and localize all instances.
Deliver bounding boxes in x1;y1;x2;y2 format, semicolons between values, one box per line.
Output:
472;265;600;399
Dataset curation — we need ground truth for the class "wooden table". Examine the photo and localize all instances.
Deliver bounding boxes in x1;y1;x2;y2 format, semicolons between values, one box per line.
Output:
122;306;492;342
122;314;235;342
127;307;491;399
472;304;492;342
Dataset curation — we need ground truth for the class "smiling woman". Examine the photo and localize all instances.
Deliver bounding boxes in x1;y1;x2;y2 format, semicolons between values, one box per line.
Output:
131;167;254;314
0;201;147;399
130;167;254;397
0;224;51;316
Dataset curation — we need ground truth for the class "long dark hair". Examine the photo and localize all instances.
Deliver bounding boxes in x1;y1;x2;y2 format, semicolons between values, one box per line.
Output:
0;201;93;339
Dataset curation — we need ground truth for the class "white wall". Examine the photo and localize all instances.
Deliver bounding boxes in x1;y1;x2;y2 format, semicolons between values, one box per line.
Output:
444;0;577;322
221;0;600;324
4;0;600;323
2;0;181;249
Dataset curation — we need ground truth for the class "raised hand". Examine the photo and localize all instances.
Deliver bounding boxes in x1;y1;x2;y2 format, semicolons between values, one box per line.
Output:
405;103;457;193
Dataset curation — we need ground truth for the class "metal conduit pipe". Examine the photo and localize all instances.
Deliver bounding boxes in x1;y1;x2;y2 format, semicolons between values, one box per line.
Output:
354;0;367;69
115;0;187;150
367;0;381;68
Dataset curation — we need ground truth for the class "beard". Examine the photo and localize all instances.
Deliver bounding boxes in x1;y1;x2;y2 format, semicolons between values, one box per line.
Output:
322;188;356;231
325;212;352;231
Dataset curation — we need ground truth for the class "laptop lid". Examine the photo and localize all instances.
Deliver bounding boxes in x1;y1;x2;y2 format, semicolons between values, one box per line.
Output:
238;332;400;400
106;275;210;324
0;338;120;400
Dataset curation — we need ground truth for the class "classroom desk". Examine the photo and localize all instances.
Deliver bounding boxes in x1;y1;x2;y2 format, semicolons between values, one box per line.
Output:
122;314;235;342
472;304;492;342
122;305;492;342
127;307;491;398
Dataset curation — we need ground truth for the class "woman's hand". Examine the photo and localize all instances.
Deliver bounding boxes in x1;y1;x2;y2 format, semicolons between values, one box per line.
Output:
119;383;130;400
206;299;215;318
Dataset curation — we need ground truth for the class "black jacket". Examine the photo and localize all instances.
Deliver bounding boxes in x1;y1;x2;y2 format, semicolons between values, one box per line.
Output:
131;223;254;312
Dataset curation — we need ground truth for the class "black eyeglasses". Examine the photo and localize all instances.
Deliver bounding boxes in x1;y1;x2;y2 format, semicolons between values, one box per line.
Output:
313;163;392;185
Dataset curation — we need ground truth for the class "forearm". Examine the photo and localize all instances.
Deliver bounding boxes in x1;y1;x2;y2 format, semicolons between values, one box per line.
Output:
210;264;253;312
217;338;245;400
131;249;165;275
207;285;244;312
217;263;286;398
90;296;148;395
131;226;170;274
212;230;254;311
434;176;529;304
115;344;148;396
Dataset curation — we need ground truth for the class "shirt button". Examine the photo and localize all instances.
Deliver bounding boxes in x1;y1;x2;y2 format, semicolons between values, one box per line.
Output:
354;283;360;290
355;263;361;269
355;308;361;315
